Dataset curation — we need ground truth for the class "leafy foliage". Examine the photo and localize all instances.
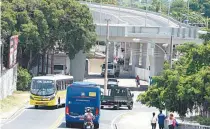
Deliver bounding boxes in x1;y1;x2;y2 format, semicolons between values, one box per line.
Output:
1;0;96;69
17;66;32;91
138;42;210;119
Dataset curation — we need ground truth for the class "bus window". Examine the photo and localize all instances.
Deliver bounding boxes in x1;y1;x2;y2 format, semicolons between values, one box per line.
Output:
56;81;62;91
62;80;65;90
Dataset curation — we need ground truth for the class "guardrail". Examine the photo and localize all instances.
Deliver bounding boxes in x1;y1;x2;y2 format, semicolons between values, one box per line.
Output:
81;1;192;28
177;123;210;129
96;24;199;39
91;10;127;24
127;26;198;39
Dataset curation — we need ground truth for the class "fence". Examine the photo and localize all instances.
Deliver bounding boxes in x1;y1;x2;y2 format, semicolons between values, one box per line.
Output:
0;64;18;100
176;123;210;129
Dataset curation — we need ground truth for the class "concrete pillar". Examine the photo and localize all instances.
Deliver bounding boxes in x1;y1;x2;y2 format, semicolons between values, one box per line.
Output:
70;50;86;81
108;42;114;62
131;42;140;77
154;43;165;76
141;43;148;69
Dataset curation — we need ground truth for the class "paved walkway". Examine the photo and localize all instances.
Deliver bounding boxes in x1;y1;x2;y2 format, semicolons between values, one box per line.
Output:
116;110;160;129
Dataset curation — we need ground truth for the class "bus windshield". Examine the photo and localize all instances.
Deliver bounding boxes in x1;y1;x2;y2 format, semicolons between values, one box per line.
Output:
31;80;55;96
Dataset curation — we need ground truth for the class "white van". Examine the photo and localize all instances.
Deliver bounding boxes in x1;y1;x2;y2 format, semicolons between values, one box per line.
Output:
101;62;120;77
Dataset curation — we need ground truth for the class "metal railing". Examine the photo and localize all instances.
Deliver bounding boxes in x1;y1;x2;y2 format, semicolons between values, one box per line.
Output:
96;24;199;39
177;123;210;129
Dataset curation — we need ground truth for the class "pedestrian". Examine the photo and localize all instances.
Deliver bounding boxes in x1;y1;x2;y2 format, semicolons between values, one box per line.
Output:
158;110;166;129
168;113;178;129
151;112;157;129
135;75;140;87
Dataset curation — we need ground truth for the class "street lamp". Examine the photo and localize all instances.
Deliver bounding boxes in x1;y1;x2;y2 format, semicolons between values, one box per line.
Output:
133;37;173;118
104;18;111;96
145;0;148;27
100;0;102;24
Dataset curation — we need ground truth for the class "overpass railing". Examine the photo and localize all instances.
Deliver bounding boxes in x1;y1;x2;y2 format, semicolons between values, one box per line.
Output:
127;26;199;39
96;24;199;39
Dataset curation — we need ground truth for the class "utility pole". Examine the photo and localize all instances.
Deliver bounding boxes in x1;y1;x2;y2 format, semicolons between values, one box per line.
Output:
104;19;110;96
145;0;148;27
187;0;189;25
167;0;171;26
100;0;102;24
169;35;173;69
165;35;173;121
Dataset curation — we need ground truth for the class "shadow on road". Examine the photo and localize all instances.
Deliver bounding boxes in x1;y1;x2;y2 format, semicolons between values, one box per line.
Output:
26;106;65;110
57;122;82;129
101;108;129;111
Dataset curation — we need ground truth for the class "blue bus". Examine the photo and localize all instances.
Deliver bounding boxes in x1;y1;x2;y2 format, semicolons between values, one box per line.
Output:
65;82;101;128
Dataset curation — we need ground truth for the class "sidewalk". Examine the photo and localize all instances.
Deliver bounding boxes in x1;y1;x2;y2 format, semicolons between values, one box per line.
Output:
0;91;29;126
116;111;158;129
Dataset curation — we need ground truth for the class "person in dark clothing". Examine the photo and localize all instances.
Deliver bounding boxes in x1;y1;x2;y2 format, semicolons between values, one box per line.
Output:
158;110;166;129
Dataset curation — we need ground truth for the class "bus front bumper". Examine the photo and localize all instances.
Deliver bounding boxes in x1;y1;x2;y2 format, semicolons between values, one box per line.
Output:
30;99;56;106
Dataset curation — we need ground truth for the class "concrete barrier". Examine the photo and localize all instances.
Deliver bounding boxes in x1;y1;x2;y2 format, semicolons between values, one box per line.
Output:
0;64;18;100
135;67;149;82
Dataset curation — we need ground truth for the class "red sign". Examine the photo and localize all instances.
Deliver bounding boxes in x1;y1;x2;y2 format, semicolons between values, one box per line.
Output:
8;35;19;68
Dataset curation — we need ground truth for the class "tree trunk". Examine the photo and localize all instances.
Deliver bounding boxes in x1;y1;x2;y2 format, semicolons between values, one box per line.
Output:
27;49;32;70
41;52;45;75
37;54;40;75
51;50;54;74
46;53;49;74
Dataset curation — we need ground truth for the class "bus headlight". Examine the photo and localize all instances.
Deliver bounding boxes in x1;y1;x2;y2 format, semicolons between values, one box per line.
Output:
50;96;55;100
30;96;34;100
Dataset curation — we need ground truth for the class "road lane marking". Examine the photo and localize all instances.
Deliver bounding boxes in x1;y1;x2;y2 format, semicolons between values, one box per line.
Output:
48;112;64;129
0;103;29;127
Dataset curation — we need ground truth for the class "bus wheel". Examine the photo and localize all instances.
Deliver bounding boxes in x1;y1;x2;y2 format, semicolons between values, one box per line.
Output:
35;105;38;109
54;105;59;109
66;122;71;128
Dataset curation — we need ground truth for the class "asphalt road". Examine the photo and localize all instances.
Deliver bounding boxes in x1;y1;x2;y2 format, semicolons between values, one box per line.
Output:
1;78;148;129
87;3;180;27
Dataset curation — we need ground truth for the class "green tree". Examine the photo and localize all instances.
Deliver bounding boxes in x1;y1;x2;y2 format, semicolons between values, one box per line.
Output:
138;42;210;118
1;0;96;71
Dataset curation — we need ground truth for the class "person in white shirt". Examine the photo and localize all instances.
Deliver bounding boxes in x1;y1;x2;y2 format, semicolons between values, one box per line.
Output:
151;112;157;129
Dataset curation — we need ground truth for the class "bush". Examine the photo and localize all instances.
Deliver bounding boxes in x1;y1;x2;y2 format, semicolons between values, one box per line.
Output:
17;66;31;91
195;116;210;126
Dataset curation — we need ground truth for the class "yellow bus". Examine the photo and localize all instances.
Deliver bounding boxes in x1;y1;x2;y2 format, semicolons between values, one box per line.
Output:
30;74;74;109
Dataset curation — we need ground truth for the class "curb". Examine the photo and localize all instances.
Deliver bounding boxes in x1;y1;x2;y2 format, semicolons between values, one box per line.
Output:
0;100;29;126
111;111;134;129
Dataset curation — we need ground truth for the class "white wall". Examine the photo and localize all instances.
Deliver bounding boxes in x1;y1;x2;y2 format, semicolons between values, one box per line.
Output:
135;67;149;82
0;64;17;100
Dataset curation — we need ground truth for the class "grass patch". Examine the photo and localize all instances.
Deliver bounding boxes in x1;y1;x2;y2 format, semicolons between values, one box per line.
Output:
0;91;29;113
